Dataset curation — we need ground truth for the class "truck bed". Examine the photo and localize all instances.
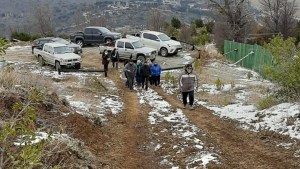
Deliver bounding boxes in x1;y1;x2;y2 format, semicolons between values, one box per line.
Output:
99;42;115;54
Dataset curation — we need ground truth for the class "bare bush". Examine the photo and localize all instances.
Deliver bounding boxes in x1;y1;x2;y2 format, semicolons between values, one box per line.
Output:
147;8;166;32
260;0;298;39
209;0;255;49
31;2;55;36
0;67;52;92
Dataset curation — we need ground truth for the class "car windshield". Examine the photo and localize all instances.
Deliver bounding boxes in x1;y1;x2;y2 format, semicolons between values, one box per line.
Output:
52;38;69;45
54;46;73;54
132;41;144;48
158;34;171;41
99;27;110;33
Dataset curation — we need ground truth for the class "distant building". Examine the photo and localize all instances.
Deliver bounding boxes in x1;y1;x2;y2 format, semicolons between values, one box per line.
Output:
162;0;181;7
113;0;129;7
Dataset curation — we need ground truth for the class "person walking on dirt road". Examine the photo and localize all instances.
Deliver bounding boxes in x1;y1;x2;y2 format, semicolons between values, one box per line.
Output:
150;61;162;87
124;59;137;91
178;64;198;110
140;61;151;90
110;48;119;69
102;49;110;77
136;60;143;87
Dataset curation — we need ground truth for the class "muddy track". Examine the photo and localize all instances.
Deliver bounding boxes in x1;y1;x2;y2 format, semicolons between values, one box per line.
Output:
154;88;300;169
104;69;159;169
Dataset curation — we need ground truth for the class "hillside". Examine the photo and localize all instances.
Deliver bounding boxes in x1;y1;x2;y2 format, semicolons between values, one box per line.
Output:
1;43;300;168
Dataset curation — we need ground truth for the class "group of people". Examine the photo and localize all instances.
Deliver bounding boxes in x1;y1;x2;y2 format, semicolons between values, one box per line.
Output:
101;50;198;110
124;58;161;91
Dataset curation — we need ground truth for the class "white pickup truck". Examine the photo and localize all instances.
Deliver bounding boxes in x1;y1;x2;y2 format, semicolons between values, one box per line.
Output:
99;38;157;63
34;43;81;72
126;30;182;57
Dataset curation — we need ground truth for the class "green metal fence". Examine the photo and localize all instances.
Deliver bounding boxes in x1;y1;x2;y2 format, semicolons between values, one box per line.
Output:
223;40;273;75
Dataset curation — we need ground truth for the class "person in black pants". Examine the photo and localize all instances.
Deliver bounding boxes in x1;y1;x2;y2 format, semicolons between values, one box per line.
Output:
102;49;110;77
150;62;162;87
110;48;119;69
140;61;151;90
178;64;198;110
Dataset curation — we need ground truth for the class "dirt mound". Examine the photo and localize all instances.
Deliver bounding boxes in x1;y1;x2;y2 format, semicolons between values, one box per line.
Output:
0;91;22;116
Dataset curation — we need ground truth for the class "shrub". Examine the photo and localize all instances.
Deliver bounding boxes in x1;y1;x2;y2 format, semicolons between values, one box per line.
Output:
264;35;300;101
0;88;45;169
230;81;235;89
247;71;253;79
171;17;181;29
256;96;278;110
192;27;211;45
0;38;7;57
11;31;32;41
164;71;177;86
215;78;223;91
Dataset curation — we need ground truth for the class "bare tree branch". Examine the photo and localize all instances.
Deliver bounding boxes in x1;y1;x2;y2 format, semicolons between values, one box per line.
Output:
209;0;254;45
147;8;166;32
260;0;298;38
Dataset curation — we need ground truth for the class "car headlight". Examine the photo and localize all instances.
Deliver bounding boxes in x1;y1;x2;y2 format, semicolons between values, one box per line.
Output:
168;44;171;47
70;48;75;52
114;35;119;38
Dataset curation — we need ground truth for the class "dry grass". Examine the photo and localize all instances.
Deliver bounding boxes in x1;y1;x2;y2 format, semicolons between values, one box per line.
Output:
198;91;236;106
80;47;102;69
0;67;53;91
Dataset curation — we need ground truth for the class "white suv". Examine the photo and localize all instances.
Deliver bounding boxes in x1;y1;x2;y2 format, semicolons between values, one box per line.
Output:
127;30;182;57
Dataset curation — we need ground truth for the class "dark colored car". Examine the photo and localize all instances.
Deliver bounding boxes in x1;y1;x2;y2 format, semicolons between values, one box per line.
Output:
32;37;82;54
70;26;122;47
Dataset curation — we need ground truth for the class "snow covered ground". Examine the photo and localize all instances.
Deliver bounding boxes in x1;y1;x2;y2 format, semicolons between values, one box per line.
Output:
5;45;300;165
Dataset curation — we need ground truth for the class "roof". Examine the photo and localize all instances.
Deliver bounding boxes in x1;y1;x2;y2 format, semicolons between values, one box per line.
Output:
34;37;54;41
85;26;106;29
141;30;164;36
44;42;68;47
117;38;139;43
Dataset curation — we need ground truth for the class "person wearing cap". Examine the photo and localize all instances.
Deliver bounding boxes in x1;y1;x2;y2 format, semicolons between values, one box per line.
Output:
124;59;137;91
178;64;198;110
102;49;110;77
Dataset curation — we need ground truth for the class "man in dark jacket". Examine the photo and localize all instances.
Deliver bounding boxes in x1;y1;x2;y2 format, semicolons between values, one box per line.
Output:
178;64;198;110
140;61;151;90
110;48;119;69
102;49;110;77
124;59;137;90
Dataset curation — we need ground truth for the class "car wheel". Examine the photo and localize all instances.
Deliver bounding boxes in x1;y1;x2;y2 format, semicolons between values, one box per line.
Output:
105;38;112;44
137;55;146;64
75;63;81;69
38;56;44;66
76;39;84;48
55;61;61;75
160;48;168;57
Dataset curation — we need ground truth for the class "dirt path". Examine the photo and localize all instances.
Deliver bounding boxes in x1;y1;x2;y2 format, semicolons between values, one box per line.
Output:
103;69;159;169
154;88;300;169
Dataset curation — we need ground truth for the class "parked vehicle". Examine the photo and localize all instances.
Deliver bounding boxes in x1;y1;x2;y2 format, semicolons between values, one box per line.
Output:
32;37;82;54
34;43;81;73
70;26;122;47
126;30;182;57
99;38;156;63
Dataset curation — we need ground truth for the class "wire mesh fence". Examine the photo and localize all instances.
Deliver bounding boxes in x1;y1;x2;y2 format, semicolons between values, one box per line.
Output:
224;40;273;75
